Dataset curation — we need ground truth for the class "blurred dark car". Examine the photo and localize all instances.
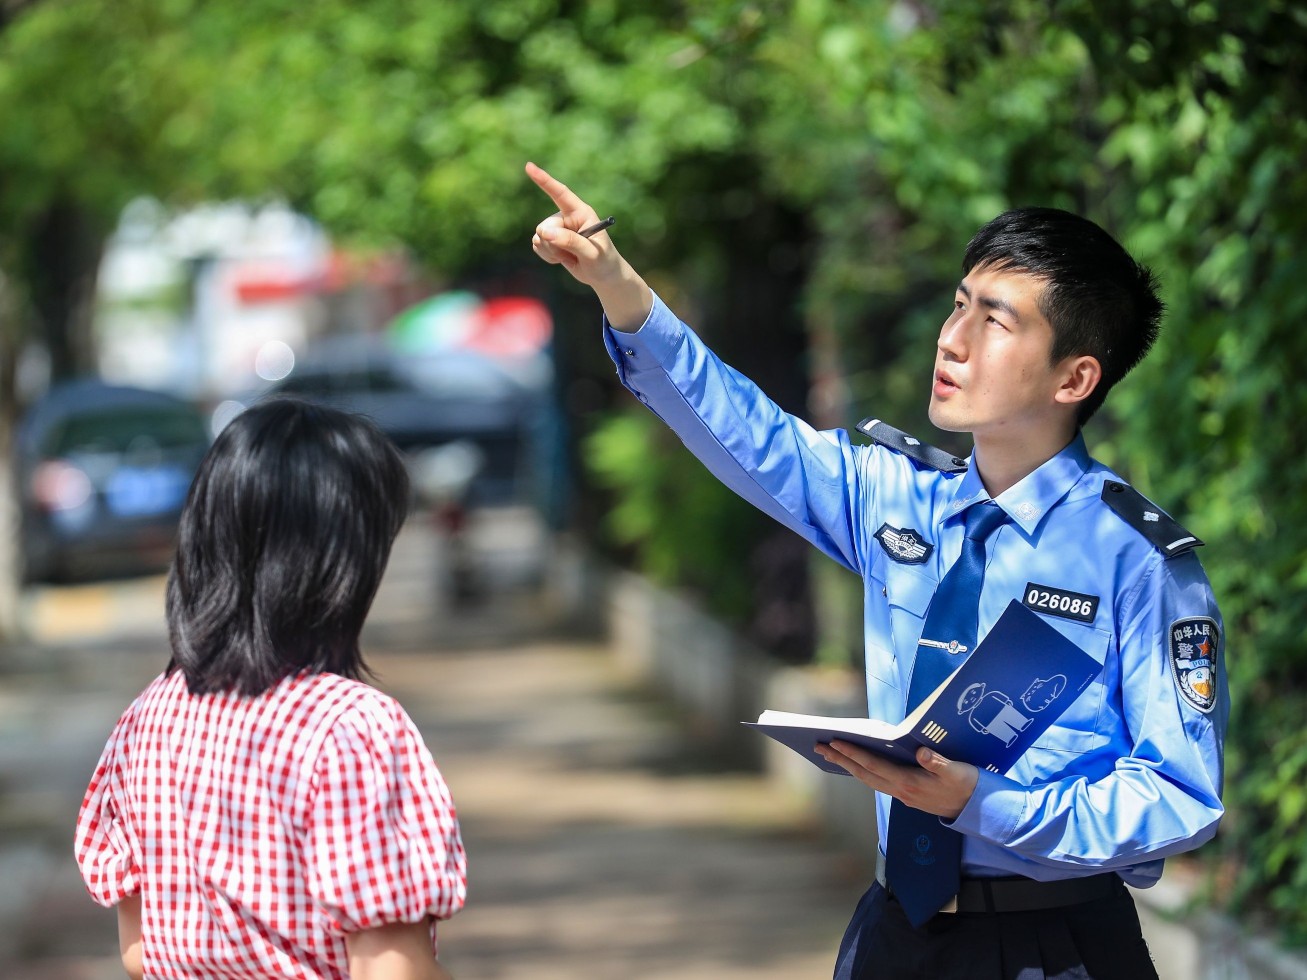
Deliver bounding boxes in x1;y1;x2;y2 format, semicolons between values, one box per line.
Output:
17;380;210;583
219;337;545;508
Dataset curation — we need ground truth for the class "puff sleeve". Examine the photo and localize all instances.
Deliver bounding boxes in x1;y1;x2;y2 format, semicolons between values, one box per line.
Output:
74;704;141;906
304;695;467;940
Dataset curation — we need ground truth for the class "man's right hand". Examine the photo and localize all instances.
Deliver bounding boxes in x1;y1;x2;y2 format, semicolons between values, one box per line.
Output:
526;162;653;332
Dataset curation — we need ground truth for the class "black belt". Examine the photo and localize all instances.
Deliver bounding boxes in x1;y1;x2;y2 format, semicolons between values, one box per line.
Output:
876;854;1122;914
952;873;1122;913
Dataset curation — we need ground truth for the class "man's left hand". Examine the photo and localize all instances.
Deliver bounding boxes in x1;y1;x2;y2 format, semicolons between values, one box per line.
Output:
815;741;979;820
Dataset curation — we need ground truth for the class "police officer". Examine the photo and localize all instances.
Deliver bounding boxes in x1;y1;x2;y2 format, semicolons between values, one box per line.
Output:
527;162;1225;980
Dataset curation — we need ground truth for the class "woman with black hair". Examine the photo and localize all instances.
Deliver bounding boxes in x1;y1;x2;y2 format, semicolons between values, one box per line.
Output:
75;398;466;980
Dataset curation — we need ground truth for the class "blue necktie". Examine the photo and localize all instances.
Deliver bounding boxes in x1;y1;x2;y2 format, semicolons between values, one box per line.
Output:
884;500;1008;927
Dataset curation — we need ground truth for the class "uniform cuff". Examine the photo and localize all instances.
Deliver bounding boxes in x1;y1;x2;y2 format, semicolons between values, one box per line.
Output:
602;292;685;375
943;768;1026;844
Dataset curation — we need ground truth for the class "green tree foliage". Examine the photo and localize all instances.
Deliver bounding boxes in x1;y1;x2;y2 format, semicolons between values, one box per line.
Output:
0;0;745;273
1061;0;1307;938
0;0;778;635
586;411;757;618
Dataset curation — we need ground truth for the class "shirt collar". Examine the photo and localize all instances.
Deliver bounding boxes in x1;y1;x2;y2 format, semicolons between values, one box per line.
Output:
943;433;1092;535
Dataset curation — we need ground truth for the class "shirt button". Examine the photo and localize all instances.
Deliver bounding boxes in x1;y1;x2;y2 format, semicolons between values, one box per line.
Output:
624;348;637;357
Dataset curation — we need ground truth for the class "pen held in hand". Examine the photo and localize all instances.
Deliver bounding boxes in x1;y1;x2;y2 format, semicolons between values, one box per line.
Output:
579;216;616;238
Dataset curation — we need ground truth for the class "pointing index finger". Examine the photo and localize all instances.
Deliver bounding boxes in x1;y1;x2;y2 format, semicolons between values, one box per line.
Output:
525;161;588;214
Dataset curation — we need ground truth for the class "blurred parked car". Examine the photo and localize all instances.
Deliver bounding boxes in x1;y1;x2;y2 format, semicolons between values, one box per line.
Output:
17;380;210;583
216;337;546;508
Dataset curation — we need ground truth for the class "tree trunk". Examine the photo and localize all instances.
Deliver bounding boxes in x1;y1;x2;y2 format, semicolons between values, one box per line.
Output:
0;275;23;642
24;197;104;381
0;198;105;644
708;195;818;664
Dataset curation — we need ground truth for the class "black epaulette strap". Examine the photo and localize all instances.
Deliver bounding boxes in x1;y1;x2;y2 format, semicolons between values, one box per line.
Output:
855;418;969;473
1100;480;1204;558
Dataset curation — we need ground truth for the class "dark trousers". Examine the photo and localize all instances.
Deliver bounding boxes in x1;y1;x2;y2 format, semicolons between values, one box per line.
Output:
833;881;1159;980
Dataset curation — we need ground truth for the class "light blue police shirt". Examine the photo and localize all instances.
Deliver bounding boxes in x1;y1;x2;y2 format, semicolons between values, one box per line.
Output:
603;292;1227;886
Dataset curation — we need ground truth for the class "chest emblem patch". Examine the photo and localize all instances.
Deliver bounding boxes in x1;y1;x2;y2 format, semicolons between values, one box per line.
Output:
874;524;933;565
1169;617;1220;714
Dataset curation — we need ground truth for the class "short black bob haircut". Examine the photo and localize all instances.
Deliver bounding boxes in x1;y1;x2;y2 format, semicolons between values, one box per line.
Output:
166;398;410;696
963;207;1164;425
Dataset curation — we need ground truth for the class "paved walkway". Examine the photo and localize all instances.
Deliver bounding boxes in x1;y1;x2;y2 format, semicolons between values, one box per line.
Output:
384;641;862;979
1;512;869;978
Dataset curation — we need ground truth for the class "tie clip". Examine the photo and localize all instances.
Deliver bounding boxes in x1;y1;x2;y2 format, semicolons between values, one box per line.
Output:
919;638;968;655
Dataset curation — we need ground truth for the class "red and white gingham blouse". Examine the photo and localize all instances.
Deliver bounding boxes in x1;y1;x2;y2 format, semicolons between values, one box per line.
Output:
75;669;467;978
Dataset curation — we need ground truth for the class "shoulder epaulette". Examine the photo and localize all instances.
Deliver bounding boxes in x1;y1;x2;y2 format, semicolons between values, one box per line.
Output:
855;418;968;473
1100;480;1204;558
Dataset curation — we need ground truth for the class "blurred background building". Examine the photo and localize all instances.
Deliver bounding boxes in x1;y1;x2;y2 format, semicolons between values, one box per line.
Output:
12;195;568;587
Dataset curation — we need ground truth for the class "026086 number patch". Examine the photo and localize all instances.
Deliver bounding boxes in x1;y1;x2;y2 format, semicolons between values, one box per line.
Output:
1023;582;1099;624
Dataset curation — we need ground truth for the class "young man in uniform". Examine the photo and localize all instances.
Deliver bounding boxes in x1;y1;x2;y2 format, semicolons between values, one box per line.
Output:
526;162;1226;980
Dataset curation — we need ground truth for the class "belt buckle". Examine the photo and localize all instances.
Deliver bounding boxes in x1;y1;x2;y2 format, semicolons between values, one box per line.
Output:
940;895;958;915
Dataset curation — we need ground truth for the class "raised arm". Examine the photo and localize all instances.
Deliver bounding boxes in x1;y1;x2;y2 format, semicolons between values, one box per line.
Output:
525;162;652;331
525;161;873;573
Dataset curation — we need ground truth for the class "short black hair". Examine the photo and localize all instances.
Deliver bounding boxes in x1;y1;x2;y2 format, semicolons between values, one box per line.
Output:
962;207;1164;424
166;398;410;696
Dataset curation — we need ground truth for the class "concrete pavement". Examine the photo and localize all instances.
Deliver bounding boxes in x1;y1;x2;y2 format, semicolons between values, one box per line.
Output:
361;508;871;978
0;510;869;978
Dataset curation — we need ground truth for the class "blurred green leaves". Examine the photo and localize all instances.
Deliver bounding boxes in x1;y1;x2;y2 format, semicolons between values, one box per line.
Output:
0;0;743;271
586;409;757;619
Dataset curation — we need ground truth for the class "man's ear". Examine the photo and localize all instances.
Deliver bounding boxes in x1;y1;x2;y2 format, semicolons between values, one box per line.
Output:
1054;355;1102;407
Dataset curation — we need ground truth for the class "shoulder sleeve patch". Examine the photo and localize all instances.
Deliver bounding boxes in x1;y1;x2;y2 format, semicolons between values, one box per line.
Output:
1169;617;1219;713
855;417;968;473
1100;481;1204;557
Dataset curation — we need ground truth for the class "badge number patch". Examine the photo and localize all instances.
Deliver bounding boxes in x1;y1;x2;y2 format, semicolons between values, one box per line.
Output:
1023;583;1099;624
874;524;933;565
1169;617;1219;714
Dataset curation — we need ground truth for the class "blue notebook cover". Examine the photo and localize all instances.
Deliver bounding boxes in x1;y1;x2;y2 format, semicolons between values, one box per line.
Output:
745;599;1102;776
